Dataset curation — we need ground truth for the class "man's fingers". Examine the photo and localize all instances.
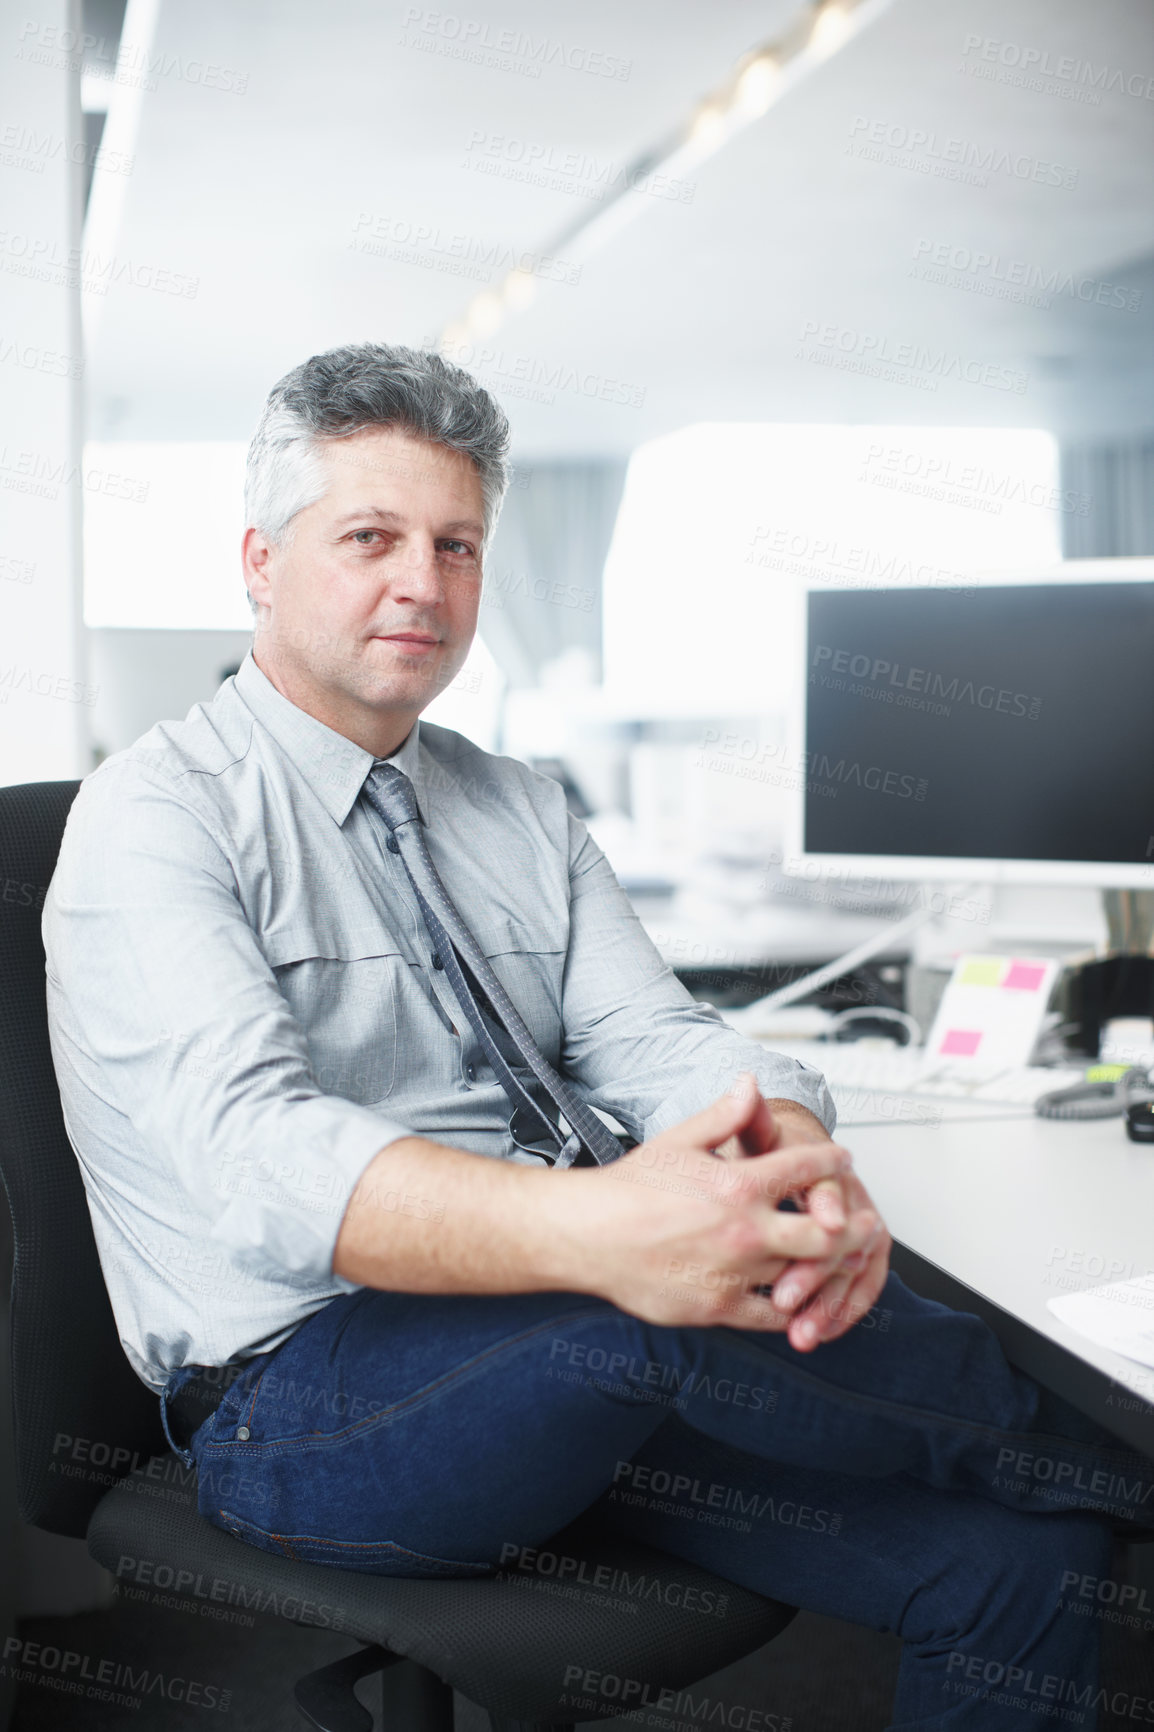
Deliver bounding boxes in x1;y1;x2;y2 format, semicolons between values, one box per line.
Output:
716;1122;766;1161
770;1208;880;1311
618;1086;887;1335
836;1167;872;1213
755;1210;842;1262
789;1231;893;1348
749;1259;792;1296
681;1072;763;1155
745;1139;852;1204
808;1252;888;1347
828;1212;885;1277
805;1176;846;1232
789;1265;859;1350
735;1092;778;1157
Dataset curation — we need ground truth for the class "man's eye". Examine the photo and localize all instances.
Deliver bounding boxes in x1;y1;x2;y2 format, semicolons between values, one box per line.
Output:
353;530;379;545
440;540;473;557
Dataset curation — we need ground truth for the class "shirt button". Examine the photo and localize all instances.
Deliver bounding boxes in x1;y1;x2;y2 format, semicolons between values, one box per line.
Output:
236;1426;250;1440
465;1063;476;1083
432;953;444;971
386;835;400;855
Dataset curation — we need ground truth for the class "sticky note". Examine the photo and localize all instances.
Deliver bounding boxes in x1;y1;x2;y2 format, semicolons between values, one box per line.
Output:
1004;961;1047;992
927;953;1058;1069
959;959;1003;987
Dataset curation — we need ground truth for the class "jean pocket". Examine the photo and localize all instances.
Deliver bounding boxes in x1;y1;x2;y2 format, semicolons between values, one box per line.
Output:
209;1507;495;1578
196;1355;270;1444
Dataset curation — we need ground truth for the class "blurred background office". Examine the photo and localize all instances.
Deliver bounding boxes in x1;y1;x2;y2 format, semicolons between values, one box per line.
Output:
4;0;1153;991
2;0;1153;1721
3;0;1152;962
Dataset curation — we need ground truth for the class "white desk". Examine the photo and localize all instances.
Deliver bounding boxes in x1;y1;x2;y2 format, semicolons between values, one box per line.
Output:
844;1111;1154;1454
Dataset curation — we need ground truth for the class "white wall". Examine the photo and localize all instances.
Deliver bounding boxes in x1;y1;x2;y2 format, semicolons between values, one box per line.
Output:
88;627;252;759
0;0;97;1689
0;1;88;787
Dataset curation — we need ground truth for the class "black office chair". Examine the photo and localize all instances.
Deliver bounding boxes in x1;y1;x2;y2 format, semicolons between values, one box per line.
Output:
0;779;797;1730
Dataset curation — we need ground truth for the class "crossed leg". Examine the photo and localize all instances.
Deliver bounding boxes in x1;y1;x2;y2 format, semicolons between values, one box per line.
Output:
188;1272;1139;1729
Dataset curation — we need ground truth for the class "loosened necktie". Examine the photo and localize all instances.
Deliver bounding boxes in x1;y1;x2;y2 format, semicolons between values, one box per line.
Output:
361;763;624;1169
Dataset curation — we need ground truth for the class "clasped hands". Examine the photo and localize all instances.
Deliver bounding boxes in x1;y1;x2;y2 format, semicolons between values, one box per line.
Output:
717;1071;892;1350
601;1070;891;1350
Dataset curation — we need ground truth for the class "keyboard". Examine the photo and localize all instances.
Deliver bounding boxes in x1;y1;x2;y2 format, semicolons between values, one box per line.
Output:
760;1039;1088;1108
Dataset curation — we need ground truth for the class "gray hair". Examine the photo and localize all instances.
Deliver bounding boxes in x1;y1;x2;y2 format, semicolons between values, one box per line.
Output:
244;342;512;609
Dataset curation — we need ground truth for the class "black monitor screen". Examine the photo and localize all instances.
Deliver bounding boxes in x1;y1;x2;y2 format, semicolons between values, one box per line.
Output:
803;583;1154;865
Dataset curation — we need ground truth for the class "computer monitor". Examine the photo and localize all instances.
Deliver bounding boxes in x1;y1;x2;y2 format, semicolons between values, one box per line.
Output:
787;559;1154;888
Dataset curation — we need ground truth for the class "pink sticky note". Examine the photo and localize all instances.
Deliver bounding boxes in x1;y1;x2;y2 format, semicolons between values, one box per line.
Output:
940;1028;983;1057
1004;961;1047;992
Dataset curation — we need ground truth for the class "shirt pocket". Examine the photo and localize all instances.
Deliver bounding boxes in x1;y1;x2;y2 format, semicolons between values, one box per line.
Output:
263;923;402;1108
467;913;566;1065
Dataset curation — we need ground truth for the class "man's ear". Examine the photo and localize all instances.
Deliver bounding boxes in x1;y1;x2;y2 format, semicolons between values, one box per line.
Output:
242;525;276;609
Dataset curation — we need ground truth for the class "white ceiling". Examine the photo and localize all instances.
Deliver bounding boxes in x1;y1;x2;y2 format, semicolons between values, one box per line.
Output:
89;0;1154;454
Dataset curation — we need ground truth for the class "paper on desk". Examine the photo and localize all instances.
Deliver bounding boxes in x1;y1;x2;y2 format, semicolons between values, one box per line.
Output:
1048;1277;1154;1369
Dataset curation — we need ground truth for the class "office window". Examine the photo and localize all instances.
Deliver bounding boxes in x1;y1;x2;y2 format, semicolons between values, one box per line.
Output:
601;424;1062;715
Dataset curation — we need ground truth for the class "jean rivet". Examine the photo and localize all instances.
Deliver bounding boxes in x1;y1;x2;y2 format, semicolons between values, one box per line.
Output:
236;1426;250;1441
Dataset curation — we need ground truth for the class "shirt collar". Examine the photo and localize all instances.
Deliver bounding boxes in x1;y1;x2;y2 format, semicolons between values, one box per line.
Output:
232;649;427;826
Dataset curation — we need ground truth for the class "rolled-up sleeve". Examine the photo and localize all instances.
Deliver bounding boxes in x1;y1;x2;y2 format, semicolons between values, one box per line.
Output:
43;762;412;1285
558;815;837;1141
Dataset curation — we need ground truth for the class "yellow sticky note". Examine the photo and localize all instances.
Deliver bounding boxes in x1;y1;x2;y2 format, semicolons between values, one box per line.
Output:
959;958;1004;988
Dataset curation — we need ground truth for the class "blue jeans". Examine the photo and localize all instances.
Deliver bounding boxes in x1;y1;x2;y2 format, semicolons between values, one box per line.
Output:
162;1273;1151;1730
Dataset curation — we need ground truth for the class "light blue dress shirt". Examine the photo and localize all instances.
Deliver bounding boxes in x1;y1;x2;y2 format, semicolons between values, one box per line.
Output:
43;650;835;1393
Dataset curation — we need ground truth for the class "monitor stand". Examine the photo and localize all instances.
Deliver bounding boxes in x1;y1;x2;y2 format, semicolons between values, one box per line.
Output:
1102;888;1154;956
1068;888;1154;1057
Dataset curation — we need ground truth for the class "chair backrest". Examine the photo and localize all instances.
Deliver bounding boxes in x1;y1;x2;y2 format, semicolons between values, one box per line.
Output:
0;780;164;1538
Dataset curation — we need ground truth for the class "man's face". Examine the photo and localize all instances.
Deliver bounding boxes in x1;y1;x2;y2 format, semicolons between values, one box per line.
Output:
244;424;486;753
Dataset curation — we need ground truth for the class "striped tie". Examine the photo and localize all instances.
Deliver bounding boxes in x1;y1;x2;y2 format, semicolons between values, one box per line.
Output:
361;763;624;1169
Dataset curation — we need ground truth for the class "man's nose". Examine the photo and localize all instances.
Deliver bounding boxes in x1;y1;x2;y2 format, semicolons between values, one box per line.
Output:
388;536;447;603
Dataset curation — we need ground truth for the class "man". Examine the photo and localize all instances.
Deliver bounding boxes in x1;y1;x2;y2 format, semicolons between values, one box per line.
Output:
45;343;1145;1729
